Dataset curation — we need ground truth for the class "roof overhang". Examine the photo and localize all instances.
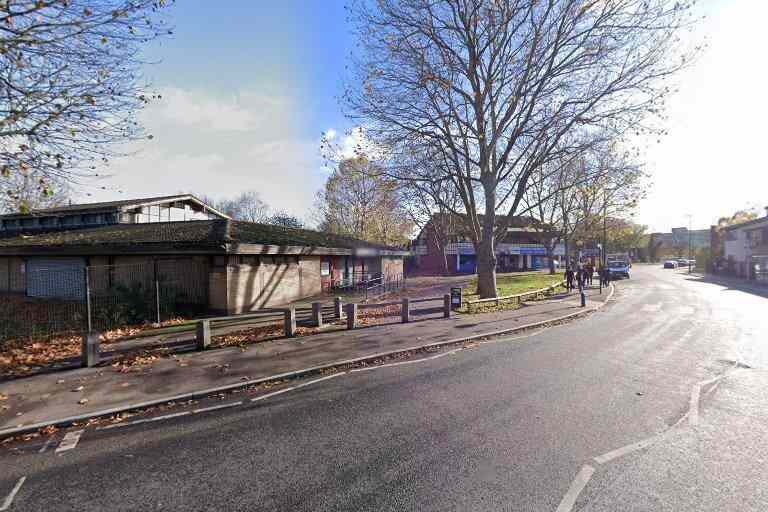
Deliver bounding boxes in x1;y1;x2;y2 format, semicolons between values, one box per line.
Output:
117;195;231;220
0;243;227;257
0;243;410;258
226;243;409;257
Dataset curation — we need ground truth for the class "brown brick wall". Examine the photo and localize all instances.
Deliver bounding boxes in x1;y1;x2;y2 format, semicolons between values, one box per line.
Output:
225;255;322;314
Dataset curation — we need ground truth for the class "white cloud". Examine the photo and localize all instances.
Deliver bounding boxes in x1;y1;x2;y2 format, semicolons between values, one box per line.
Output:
79;87;325;220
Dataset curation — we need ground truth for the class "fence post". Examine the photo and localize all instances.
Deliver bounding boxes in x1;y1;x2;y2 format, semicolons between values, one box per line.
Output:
312;302;323;328
81;331;100;368
84;268;92;334
334;297;343;319
284;307;297;337
443;294;451;318
401;297;410;323
154;259;161;325
346;303;357;330
196;319;211;350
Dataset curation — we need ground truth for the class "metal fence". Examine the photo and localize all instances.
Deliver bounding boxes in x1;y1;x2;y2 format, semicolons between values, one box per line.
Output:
364;274;406;300
0;259;208;342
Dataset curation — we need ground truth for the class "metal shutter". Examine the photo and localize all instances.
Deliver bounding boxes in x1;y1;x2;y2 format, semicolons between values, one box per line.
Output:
26;258;86;300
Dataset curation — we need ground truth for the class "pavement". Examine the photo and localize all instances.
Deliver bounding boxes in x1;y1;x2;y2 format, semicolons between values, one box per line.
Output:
3;265;766;511
0;285;607;434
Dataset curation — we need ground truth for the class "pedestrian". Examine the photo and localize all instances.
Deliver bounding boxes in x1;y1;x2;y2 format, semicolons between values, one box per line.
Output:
565;267;574;291
585;263;593;287
576;265;586;290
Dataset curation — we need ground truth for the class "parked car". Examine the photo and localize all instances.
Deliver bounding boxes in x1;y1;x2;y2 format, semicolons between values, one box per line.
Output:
607;259;630;279
676;258;691;267
663;260;678;269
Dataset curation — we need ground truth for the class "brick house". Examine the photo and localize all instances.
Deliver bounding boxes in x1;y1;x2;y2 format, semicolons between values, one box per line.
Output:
0;196;408;315
722;208;768;280
410;214;564;274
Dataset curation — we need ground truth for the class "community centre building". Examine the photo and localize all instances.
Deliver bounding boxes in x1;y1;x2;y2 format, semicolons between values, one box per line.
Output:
0;195;408;314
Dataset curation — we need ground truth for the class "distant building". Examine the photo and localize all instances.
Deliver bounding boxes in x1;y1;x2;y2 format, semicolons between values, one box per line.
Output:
410;214;563;274
0;194;228;236
648;227;711;261
722;207;768;281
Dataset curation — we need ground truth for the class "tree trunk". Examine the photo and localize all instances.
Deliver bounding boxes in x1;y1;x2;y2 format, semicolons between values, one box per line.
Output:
476;236;497;298
548;247;556;274
476;206;498;298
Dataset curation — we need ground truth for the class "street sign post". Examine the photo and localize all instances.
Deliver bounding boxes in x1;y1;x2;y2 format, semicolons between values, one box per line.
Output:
450;287;462;310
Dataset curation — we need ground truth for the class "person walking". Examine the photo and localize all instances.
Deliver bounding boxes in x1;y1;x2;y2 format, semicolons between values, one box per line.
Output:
565;267;574;291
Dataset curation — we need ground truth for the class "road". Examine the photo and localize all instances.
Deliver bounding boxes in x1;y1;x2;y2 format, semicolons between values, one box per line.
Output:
2;265;768;511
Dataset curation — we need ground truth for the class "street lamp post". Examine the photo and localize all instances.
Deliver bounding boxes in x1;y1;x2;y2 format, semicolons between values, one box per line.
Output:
686;214;693;274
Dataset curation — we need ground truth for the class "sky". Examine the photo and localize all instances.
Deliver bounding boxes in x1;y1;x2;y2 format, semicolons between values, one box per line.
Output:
80;0;768;233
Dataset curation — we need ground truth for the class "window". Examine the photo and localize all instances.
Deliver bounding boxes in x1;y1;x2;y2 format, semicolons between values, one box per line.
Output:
321;261;331;276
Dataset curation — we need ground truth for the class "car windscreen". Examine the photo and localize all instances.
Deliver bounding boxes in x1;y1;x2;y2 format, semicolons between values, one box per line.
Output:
608;261;626;268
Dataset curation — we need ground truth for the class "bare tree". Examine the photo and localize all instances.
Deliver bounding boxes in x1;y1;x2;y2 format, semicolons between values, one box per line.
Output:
0;170;71;213
221;191;270;223
344;0;698;297
266;211;304;229
0;0;174;199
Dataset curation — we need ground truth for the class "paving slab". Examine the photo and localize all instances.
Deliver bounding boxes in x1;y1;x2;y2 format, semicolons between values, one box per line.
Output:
0;286;609;433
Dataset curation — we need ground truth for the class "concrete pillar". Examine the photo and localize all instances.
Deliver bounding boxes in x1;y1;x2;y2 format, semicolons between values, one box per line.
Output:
401;298;410;323
81;331;100;367
196;320;211;351
345;303;357;330
334;297;343;319
284;307;297;337
443;294;451;318
312;302;323;328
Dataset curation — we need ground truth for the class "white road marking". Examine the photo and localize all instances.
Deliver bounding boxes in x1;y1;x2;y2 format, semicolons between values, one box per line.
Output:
641;303;662;313
37;436;53;454
251;372;346;401
55;430;83;454
0;477;26;512
350;349;462;373
689;384;701;426
250;386;296;402
593;433;666;465
192;401;242;414
97;411;191;431
555;465;595;512
292;372;346;389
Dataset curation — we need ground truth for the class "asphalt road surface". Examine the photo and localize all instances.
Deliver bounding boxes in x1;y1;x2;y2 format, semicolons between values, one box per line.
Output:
2;265;768;511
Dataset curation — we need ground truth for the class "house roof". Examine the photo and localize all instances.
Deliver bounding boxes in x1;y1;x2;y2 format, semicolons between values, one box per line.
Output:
0;219;410;257
418;212;541;239
0;194;229;219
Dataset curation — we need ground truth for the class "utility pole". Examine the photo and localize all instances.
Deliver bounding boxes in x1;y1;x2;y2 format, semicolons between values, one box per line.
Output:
686;214;693;274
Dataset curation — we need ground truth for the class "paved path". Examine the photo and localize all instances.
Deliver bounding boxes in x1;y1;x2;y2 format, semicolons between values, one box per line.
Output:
5;266;763;511
0;286;605;432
